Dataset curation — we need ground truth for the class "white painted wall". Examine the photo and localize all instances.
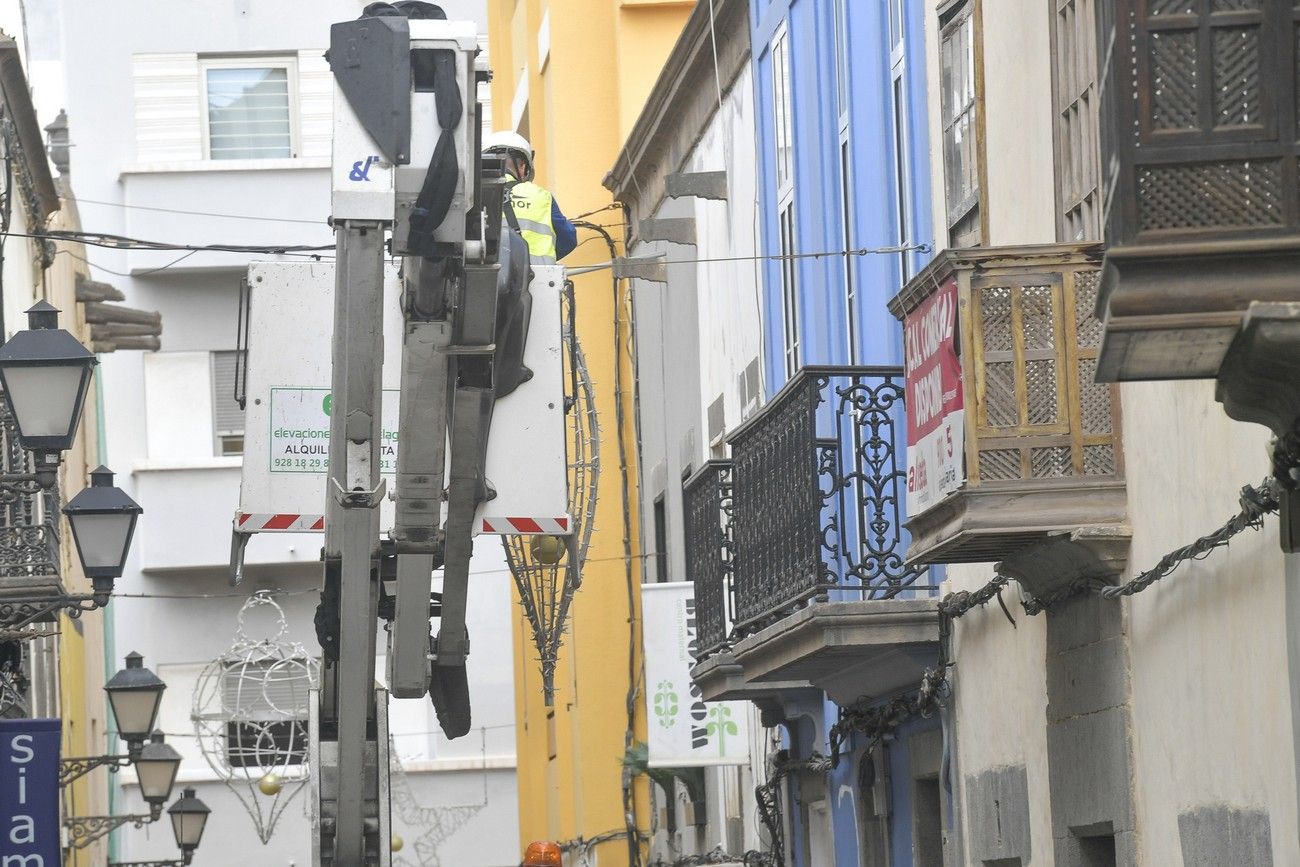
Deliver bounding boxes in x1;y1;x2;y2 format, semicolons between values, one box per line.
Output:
689;65;766;444
1122;381;1299;866
38;1;521;864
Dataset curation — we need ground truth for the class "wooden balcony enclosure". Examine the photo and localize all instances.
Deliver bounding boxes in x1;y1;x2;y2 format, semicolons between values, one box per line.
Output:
1095;0;1300;382
888;244;1128;567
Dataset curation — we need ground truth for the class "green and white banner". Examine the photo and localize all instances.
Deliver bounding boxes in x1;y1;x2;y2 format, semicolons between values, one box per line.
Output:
642;582;749;767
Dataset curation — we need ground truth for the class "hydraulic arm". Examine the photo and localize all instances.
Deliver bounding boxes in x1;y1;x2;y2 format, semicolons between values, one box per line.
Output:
308;5;557;863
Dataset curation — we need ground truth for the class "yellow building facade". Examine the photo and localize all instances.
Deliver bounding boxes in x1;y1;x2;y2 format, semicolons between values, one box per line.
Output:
0;43;116;865
485;1;692;861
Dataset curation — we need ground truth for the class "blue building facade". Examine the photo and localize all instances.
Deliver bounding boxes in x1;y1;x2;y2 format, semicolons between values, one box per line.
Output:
748;0;942;863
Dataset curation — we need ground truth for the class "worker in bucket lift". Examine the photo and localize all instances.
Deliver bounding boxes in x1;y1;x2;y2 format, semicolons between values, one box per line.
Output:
483;131;577;264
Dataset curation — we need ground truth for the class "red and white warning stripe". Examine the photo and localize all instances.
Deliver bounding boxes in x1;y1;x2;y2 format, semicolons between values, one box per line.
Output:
478;516;571;535
236;513;325;533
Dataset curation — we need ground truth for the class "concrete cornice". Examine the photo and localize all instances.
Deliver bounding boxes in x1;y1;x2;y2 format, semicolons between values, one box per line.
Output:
603;0;750;227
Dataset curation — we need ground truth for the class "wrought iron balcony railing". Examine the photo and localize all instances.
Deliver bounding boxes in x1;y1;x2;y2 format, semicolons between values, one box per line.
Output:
1095;0;1300;381
0;390;59;586
708;366;931;642
683;460;732;660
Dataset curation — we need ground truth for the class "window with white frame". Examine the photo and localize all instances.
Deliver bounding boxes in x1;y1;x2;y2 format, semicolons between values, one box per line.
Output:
1051;0;1101;241
202;57;297;160
833;0;850;122
890;0;916;281
211;350;245;456
779;205;800;377
940;2;981;247
772;26;794;193
835;0;858;362
772;25;800;377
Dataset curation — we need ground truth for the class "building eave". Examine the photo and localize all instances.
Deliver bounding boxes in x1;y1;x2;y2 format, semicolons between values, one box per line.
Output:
603;0;750;224
0;36;60;224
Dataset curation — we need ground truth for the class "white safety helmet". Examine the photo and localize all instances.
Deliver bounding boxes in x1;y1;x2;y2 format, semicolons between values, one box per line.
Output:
483;130;533;162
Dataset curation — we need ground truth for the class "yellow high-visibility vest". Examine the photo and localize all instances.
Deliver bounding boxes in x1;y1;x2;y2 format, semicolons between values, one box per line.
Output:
506;177;557;263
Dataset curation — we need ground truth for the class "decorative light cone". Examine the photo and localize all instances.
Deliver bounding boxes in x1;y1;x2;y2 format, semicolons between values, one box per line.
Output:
168;787;211;853
135;731;182;805
0;301;96;461
257;773;282;796
63;466;142;587
528;534;565;565
390;834;404;852
105;652;166;748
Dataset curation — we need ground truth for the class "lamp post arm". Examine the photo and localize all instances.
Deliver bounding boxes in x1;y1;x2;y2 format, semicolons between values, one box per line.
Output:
0;592;108;633
0;471;51;503
59;753;133;787
64;804;163;849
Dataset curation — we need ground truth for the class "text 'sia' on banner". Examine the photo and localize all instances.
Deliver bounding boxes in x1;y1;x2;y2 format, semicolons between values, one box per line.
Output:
0;717;61;865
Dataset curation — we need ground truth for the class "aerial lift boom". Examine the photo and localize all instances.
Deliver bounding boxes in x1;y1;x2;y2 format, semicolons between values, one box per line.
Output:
297;6;564;863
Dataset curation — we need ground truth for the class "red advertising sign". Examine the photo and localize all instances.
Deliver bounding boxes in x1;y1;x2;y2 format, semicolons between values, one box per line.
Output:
903;276;964;515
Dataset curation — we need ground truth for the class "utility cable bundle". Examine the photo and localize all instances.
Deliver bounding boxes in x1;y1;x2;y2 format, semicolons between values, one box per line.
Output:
822;474;1287;774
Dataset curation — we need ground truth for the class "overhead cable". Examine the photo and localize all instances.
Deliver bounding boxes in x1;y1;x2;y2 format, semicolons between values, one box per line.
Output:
74;197;326;225
564;242;930;276
3;227;333;255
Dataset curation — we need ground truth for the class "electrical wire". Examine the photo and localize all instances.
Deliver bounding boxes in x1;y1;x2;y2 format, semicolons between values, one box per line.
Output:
574;219;645;867
74;197;326;226
563;242;929;276
103;551;673;601
570;202;624;221
3;227;334;255
57;247;201;278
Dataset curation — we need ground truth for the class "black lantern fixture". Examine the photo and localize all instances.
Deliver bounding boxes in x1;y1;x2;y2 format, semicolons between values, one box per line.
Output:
168;788;211;856
0;301;97;479
62;466;142;598
134;731;183;806
104;652;167;752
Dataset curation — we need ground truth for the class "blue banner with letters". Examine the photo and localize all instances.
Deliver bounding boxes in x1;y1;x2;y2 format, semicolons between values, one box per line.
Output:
0;718;61;865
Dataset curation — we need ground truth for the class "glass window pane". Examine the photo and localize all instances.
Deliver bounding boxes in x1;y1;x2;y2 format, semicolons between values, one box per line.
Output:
889;0;905;48
773;34;793;189
206;67;291;160
835;0;849;118
940;6;979;239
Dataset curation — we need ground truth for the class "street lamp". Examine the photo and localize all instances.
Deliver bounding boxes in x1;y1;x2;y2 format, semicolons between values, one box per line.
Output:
105;652;167;749
134;731;182;806
102;788;213;867
0;300;97;481
62;466;143;598
0;465;143;634
169;788;212;860
64;769;207;854
60;653;168;785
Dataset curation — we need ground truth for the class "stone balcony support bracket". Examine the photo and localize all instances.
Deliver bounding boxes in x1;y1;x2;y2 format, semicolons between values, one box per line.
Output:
690;651;817;728
638;217;696;245
996;526;1133;600
665;171;728;201
1215;301;1300;551
730;599;941;706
